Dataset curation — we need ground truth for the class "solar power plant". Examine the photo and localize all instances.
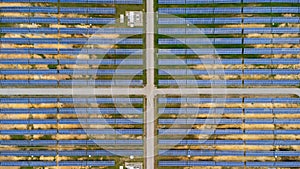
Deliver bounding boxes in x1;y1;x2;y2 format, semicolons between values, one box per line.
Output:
0;96;145;167
1;0;300;168
1;0;145;87
156;0;300;88
156;94;300;168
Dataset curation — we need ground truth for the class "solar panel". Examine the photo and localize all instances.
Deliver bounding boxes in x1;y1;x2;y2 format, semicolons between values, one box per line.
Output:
216;162;244;167
59;18;115;24
159;161;188;167
238;161;268;167
158;118;242;124
275;162;300;167
244;28;272;34
59;7;115;14
3;0;57;2
246;140;274;145
58;161;115;166
272;27;299;34
244;59;272;65
188;150;213;156
67;140;124;146
246;151;275;156
244;7;271;13
59;150;142;156
275;140;300;145
216;140;244;145
158;0;185;4
1;161;56;167
245;119;274;124
245;130;274;134
273;108;299;114
0;129;57;135
1;151;57;156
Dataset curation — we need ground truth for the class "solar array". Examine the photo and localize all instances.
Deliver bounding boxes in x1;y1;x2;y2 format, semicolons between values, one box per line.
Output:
157;68;299;86
159;38;300;45
159;17;300;24
0;27;143;34
2;7;116;14
158;58;300;65
0;96;144;167
0;161;115;167
158;48;300;55
0;59;143;65
1;38;143;44
159;7;300;14
2;0;143;4
157;95;300;168
1;0;145;87
158;0;299;4
158;79;299;87
159;27;300;34
159;69;299;75
159;161;300;167
157;0;299;88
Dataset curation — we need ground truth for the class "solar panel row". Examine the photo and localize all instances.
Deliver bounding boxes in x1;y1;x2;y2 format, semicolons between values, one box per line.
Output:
244;80;299;86
0;97;143;104
0;80;144;86
159;38;300;45
158;118;300;124
158;80;234;86
1;17;115;24
0;38;143;45
158;59;300;65
159;150;300;156
158;48;243;55
159;38;241;44
60;7;115;14
158;97;242;103
0;161;115;166
0;129;143;135
2;7;115;14
158;97;300;104
159;118;243;124
159;139;300;145
245;108;299;114
0;150;143;156
0;139;143;146
158;17;300;24
158;129;300;135
158;48;300;55
159;108;299;114
158;27;300;34
0;69;143;75
159;161;300;167
158;0;299;4
159;108;243;114
159;7;300;14
2;0;58;2
2;0;143;4
158;69;299;75
0;28;144;34
0;118;143;125
0;108;143;114
158;80;299;86
0;59;143;65
0;48;143;55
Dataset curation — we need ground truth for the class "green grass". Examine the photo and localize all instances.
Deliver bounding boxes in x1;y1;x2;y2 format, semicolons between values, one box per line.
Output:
10;135;26;140
20;167;33;169
48;64;58;69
